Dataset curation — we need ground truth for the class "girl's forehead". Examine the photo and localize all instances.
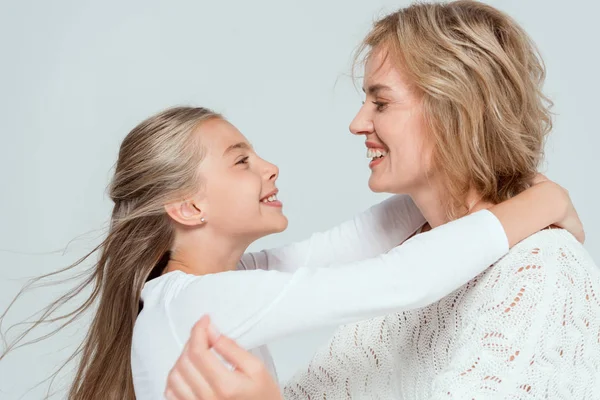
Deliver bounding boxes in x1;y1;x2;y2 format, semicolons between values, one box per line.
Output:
196;119;248;152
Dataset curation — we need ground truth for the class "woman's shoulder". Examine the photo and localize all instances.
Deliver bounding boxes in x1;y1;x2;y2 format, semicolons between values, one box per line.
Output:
473;228;598;300
450;229;600;331
499;228;593;270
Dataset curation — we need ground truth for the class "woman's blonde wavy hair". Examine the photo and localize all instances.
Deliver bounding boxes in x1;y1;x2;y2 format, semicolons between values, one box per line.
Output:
355;0;553;218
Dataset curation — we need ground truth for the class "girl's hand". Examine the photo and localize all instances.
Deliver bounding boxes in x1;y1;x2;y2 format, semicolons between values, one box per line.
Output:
533;174;584;243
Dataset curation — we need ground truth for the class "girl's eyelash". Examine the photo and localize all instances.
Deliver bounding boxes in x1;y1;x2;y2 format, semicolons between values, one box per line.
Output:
236;156;249;165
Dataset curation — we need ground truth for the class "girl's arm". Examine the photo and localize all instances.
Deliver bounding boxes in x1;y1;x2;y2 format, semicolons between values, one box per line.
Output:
164;181;581;400
169;182;573;349
238;194;425;272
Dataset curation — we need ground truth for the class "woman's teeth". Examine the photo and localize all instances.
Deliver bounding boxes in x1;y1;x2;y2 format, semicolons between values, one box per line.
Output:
261;194;278;203
366;148;388;160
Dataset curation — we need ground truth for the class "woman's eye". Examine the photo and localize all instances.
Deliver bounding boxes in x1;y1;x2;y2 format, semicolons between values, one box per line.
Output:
236;156;249;165
372;101;388;112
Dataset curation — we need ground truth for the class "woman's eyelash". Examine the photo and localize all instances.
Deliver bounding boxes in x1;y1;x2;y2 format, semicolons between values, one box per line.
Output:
236;156;249;165
372;101;388;111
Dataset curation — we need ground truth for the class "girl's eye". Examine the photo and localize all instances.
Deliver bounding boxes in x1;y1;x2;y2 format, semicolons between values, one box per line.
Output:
236;156;249;165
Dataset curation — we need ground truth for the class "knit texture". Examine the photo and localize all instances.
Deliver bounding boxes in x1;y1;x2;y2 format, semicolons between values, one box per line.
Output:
283;230;600;399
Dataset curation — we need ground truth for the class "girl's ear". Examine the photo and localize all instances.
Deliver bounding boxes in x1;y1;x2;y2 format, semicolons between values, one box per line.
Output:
164;200;207;226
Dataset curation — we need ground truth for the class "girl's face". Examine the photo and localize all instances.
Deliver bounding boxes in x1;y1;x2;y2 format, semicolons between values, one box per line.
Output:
349;49;435;195
192;118;288;242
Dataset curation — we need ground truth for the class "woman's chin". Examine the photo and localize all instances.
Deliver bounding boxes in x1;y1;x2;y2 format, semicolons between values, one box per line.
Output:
369;174;415;195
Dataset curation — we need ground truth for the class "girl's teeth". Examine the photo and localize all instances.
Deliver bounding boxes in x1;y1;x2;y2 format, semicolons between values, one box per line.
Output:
262;194;278;203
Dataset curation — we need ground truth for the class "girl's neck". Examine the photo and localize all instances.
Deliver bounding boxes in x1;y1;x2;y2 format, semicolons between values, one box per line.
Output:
164;229;250;276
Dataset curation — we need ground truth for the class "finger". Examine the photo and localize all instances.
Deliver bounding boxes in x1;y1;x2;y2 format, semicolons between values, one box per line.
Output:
206;322;221;345
194;315;211;332
179;351;217;399
164;316;214;400
165;369;200;400
164;389;178;400
187;322;244;394
212;335;264;376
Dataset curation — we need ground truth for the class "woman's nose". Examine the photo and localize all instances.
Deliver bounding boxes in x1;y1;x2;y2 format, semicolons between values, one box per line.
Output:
349;105;374;136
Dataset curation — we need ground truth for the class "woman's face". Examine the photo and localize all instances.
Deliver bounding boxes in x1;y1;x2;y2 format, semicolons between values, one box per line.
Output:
350;49;435;195
194;118;288;241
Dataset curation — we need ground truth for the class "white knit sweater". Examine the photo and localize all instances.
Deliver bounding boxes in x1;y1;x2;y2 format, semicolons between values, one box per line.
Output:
283;229;600;399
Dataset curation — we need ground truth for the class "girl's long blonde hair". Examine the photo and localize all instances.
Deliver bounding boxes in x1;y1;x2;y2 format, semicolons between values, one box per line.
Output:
1;106;221;399
355;0;552;217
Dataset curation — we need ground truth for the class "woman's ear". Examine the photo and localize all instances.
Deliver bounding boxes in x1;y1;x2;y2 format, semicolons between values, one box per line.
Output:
164;200;207;226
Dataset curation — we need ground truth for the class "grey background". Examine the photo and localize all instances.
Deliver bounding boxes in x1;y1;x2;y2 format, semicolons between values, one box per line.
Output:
1;0;598;398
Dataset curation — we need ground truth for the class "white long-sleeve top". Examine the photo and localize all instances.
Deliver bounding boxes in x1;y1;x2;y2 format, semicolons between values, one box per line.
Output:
131;195;510;399
283;229;600;400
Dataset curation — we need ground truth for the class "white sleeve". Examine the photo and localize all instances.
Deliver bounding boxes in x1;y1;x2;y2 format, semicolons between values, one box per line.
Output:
238;194;425;272
169;210;509;350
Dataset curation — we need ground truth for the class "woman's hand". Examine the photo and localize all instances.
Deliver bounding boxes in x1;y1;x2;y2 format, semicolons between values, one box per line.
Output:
165;316;282;400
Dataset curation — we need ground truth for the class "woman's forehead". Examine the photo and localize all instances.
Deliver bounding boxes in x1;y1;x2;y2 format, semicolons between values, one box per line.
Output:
364;53;412;96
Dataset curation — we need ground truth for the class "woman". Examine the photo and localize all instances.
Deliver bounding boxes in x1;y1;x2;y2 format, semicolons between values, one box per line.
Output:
165;1;599;399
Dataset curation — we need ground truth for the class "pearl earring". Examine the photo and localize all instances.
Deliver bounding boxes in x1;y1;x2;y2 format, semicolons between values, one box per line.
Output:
200;217;206;223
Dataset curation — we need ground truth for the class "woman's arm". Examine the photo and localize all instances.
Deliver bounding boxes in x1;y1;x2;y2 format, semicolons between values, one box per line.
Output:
238;194;425;272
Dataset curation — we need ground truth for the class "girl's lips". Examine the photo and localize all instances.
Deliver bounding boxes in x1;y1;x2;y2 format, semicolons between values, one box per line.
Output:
259;189;278;202
261;200;283;208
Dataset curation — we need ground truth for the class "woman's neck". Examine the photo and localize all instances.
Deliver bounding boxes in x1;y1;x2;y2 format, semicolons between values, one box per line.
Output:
409;182;493;228
165;229;250;276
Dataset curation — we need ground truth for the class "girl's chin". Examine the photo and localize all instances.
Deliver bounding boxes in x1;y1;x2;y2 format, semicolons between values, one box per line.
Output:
271;216;289;233
368;176;389;193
